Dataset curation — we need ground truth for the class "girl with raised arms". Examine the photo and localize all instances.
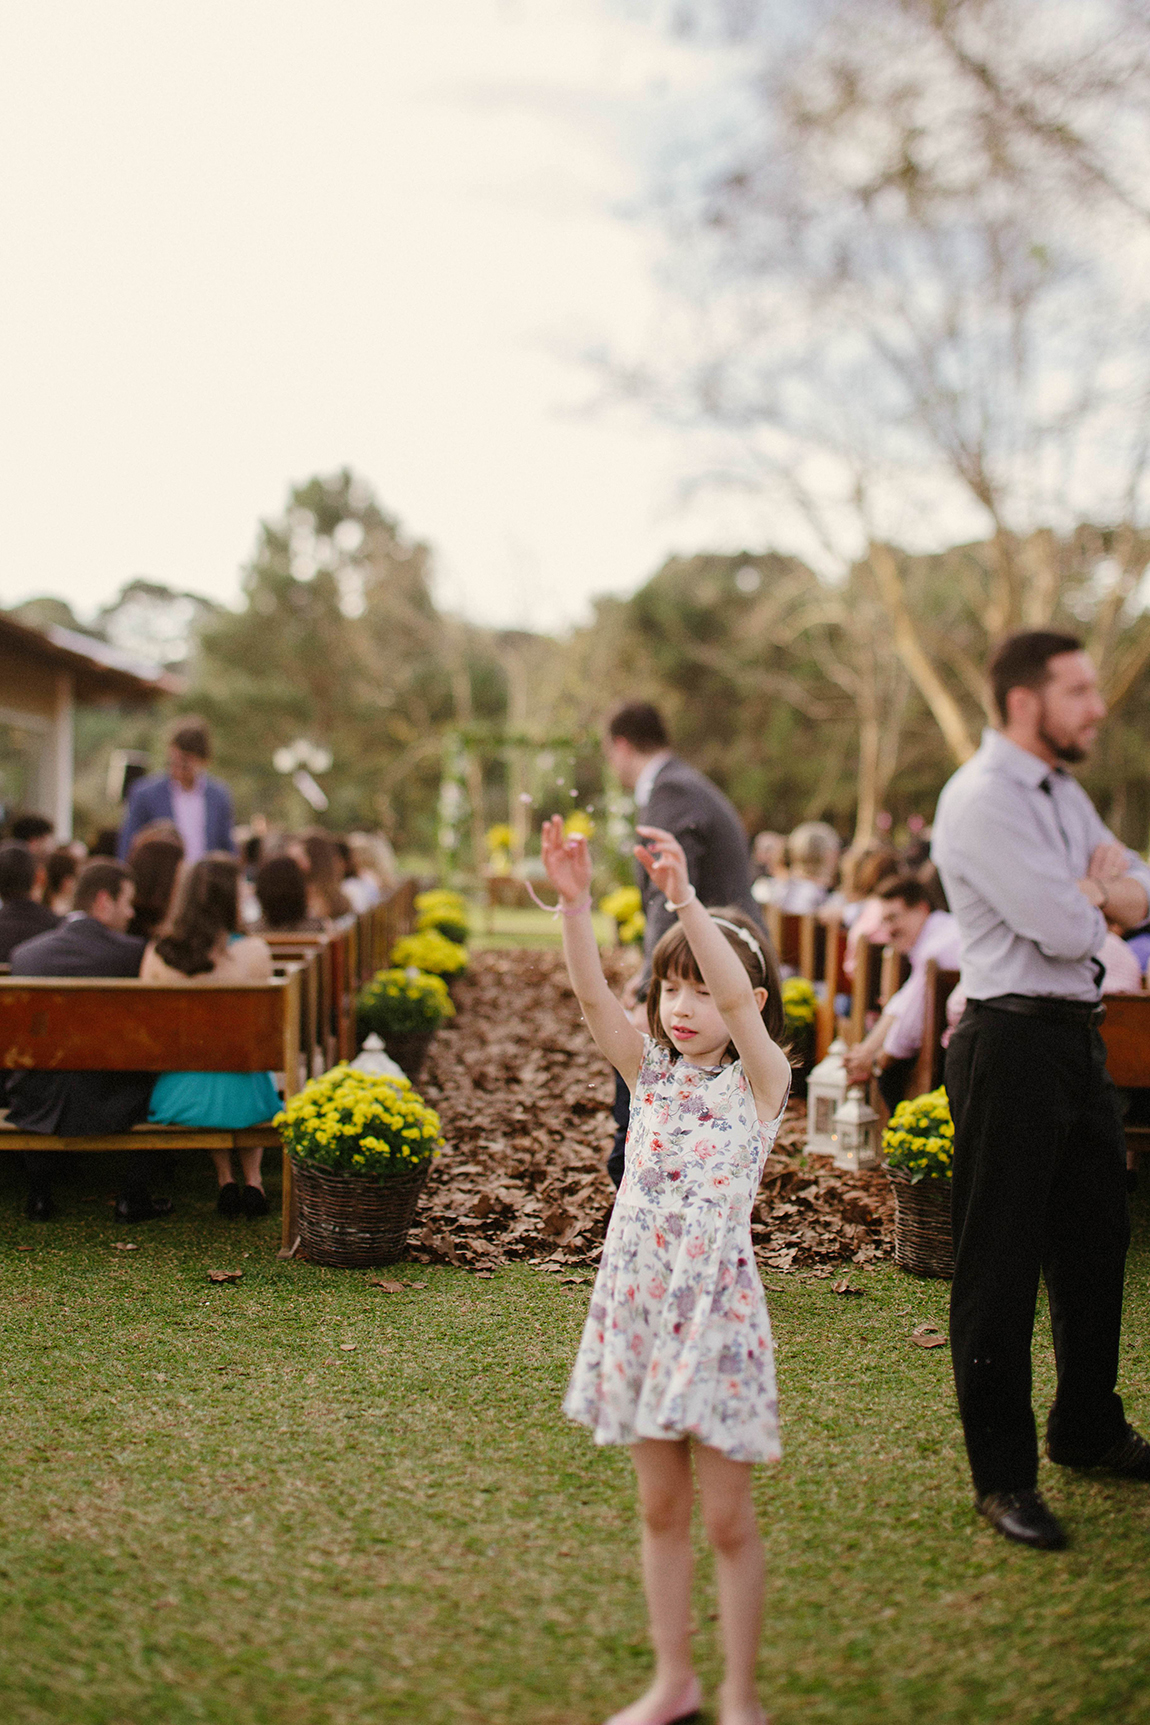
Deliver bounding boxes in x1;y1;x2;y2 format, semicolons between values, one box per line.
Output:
540;816;792;1725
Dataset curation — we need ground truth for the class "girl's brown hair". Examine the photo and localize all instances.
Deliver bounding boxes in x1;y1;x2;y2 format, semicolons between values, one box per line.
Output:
154;853;240;976
646;905;788;1062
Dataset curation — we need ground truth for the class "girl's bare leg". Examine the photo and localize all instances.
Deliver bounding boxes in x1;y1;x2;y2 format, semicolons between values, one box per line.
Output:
606;1439;701;1725
694;1444;766;1725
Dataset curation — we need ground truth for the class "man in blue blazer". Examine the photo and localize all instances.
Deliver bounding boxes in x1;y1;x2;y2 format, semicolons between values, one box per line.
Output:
118;716;235;862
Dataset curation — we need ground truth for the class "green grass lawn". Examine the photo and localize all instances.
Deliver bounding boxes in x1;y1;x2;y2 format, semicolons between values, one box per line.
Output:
466;903;618;950
1;1148;1148;1725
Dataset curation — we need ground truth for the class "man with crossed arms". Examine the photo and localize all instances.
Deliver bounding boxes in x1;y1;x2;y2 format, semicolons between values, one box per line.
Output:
933;630;1150;1550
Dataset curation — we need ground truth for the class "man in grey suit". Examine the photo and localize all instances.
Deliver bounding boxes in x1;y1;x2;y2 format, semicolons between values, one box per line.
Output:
603;701;764;1185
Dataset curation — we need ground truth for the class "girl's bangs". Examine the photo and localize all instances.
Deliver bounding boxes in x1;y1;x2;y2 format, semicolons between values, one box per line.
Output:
651;926;702;983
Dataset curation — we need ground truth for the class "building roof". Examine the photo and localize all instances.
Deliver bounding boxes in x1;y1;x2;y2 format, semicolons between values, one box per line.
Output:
0;611;179;703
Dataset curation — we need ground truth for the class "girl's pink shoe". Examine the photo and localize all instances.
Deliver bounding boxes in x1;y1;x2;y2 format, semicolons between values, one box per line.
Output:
603;1675;703;1725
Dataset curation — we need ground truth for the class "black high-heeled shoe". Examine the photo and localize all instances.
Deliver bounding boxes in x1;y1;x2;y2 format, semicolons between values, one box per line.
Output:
241;1185;269;1218
217;1182;244;1216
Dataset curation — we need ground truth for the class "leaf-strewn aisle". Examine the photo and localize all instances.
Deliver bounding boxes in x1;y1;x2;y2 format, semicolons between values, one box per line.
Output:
413;949;895;1273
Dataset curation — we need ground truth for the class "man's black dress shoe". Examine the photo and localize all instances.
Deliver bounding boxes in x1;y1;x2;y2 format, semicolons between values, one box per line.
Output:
1047;1422;1150;1480
977;1489;1068;1549
217;1182;245;1217
114;1192;174;1223
1091;1425;1150;1481
241;1184;269;1218
25;1190;54;1221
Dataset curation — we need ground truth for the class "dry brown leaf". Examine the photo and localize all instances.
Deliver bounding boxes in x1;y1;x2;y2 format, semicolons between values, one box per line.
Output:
831;1279;865;1296
111;1242;139;1252
339;1343;356;1351
207;1269;243;1284
911;1323;947;1349
369;1280;405;1292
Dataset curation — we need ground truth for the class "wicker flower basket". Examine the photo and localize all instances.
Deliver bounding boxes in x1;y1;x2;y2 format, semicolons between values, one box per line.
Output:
291;1158;429;1267
382;1030;435;1082
886;1166;954;1279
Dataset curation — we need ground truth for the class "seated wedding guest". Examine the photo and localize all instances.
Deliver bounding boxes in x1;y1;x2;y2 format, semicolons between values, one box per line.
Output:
348;831;397;898
843;874;961;1111
0;843;60;960
841;846;902;979
142;854;278;1217
8;814;55;858
88;827;121;858
251;854;326;934
775;820;841;913
337;837;381;913
287;830;352;922
45;846;79;916
126;823;185;941
6;860;170;1222
749;830;788;906
1123;922;1150;973
1100;923;1145;994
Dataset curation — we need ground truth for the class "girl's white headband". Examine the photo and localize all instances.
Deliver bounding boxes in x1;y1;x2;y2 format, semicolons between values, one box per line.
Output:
710;916;767;976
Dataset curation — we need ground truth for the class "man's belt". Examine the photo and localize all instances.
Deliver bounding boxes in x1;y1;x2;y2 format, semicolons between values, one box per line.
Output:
971;994;1106;1027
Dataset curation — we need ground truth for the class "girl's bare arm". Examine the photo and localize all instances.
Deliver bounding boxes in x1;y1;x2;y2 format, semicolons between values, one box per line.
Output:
541;816;645;1090
635;826;791;1119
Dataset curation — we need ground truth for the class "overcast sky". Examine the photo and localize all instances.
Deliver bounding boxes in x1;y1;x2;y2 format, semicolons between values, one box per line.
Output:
0;0;759;634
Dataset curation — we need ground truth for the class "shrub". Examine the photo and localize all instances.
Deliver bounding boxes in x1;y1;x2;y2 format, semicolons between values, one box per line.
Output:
356;967;456;1041
275;1065;442;1181
391;928;469;976
882;1086;954;1182
600;885;645;945
781;976;817;1029
414;887;468;923
415;905;469;943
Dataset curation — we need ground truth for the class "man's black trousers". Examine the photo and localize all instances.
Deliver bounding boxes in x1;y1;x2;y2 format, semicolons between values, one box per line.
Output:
945;1003;1130;1496
607;1070;629;1189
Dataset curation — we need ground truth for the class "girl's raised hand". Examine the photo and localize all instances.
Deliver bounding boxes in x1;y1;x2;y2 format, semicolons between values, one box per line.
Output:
634;826;690;906
540;814;592;904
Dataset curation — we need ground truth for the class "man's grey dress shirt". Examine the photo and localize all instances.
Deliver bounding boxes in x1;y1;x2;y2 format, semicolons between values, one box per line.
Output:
932;728;1150;1002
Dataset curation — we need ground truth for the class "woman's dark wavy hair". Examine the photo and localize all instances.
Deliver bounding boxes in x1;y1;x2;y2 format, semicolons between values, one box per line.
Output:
154;852;240;977
127;834;184;941
646;904;789;1064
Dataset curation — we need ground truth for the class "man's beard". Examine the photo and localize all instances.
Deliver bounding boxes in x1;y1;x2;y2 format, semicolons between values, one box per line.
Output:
1038;720;1087;765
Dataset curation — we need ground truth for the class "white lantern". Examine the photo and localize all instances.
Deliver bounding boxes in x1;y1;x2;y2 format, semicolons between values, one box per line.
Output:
805;1038;849;1156
350;1033;406;1081
833;1085;880;1171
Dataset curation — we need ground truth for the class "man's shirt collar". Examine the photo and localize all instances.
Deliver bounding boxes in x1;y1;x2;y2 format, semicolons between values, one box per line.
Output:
980;727;1061;791
634;751;673;809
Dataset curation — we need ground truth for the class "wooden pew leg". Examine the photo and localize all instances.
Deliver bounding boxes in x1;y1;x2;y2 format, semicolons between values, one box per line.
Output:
280;1145;299;1253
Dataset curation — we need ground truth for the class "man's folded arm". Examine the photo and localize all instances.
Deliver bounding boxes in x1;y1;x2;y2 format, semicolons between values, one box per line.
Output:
946;796;1106;963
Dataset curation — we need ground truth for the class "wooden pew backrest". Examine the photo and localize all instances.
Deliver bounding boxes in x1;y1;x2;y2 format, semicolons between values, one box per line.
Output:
0;974;301;1074
1101;993;1150;1088
907;961;960;1099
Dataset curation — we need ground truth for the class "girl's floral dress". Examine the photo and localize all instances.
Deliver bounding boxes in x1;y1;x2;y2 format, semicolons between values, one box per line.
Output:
564;1036;787;1463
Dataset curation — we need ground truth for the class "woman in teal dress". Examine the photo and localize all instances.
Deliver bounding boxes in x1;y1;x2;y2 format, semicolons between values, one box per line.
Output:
142;853;280;1217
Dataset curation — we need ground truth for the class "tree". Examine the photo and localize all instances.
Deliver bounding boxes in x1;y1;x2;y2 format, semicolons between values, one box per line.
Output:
188;469;462;839
617;0;1150;765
